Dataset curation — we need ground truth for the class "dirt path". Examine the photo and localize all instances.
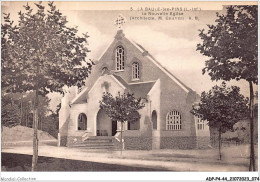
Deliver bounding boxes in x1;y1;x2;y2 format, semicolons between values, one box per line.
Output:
2;144;255;171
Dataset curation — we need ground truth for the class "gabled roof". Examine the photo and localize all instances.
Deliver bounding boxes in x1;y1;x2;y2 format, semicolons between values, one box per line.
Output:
112;74;129;89
147;53;192;92
71;73;156;104
128;38;192;93
70;86;88;105
97;30;193;93
112;74;156;98
128;81;156;98
71;30;194;105
133;42;147;53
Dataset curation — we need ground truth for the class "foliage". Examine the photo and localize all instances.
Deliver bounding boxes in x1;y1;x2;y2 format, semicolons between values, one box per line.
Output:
197;5;257;84
197;5;257;169
1;1;92;171
1;1;92;95
1;91;51;128
99;92;145;123
192;82;249;133
192;82;249;160
42;113;59;138
42;103;61;138
1;103;20;128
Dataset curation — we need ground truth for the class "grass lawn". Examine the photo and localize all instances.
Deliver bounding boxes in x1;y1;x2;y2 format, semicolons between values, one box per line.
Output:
2;153;169;171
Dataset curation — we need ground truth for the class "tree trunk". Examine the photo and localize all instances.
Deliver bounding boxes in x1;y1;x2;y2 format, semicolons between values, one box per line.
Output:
26;111;28;127
120;122;123;156
32;90;39;171
20;95;23;125
218;126;222;160
41;116;43;130
249;81;256;171
1;125;3;148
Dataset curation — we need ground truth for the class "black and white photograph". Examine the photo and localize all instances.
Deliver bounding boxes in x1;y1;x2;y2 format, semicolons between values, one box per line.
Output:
1;1;258;181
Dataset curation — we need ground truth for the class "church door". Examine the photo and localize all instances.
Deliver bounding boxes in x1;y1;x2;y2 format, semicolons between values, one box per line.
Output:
112;120;117;136
96;109;112;136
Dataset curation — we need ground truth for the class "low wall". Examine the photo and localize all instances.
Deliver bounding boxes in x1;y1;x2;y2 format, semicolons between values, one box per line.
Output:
160;136;197;149
152;130;160;150
59;136;68;147
124;136;152;150
66;136;83;147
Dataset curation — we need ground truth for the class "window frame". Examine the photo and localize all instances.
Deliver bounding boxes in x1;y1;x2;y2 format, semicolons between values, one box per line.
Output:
77;113;87;131
101;67;109;75
132;62;140;80
195;115;205;131
166;111;182;130
115;46;125;71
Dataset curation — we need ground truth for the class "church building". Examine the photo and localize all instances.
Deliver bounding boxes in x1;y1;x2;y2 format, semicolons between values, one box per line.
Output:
58;16;210;150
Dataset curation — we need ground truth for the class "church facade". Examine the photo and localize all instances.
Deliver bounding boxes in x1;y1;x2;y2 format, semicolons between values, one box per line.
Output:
58;29;210;150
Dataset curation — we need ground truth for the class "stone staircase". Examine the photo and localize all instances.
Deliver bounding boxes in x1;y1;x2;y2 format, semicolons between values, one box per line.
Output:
72;136;119;151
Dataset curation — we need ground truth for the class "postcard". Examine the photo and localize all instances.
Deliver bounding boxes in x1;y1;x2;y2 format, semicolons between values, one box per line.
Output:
1;1;258;181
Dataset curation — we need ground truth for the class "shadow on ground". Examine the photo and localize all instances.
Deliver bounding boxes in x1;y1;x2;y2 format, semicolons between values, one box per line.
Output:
1;153;170;171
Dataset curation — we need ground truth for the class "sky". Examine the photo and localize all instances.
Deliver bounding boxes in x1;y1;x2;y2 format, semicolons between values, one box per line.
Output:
2;1;258;111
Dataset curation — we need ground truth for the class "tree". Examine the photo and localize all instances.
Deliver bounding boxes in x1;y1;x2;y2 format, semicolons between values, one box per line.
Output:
43;103;61;138
1;91;46;129
197;5;257;170
24;91;51;129
1;101;20;143
1;2;92;171
192;82;248;160
99;92;145;154
1;102;20;128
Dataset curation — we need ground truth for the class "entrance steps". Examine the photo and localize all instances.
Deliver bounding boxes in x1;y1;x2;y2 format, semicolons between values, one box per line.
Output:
72;136;119;151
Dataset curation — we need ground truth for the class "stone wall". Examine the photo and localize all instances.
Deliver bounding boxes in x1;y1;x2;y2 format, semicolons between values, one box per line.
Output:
152;130;160;149
59;136;68;147
124;137;152;150
66;136;82;147
160;136;197;149
122;115;153;150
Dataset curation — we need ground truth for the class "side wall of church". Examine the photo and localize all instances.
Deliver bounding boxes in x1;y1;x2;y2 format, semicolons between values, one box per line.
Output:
148;79;161;149
66;103;88;146
159;79;197;149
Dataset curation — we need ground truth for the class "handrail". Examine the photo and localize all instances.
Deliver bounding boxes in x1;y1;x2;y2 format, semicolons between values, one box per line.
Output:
114;132;120;142
82;128;90;141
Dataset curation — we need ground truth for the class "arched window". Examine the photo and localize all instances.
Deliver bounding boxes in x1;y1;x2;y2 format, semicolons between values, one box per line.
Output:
101;67;109;75
152;110;157;130
132;62;140;80
127;111;140;130
78;113;87;130
166;111;181;130
115;46;125;71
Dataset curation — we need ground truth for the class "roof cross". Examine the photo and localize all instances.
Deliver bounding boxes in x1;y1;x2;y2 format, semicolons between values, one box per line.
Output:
114;14;126;30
